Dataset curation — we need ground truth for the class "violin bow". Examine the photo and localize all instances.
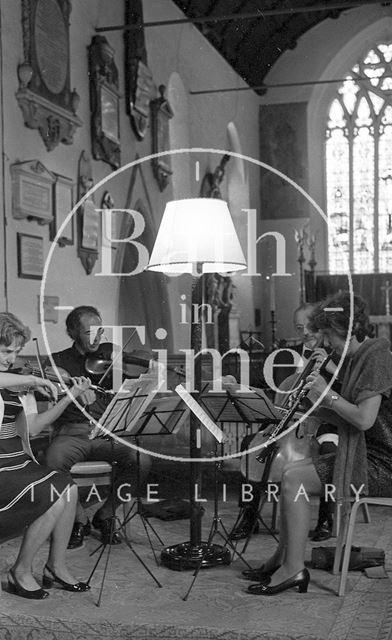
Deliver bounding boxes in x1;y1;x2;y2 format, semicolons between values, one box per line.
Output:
33;338;47;380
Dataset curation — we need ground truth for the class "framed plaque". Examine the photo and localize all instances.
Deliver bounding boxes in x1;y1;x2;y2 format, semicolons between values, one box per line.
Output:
11;160;55;224
89;36;121;169
16;0;81;151
49;174;74;246
17;233;44;280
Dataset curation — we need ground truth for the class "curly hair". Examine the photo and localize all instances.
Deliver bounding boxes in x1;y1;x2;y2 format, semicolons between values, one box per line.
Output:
0;312;31;348
309;291;373;343
65;306;102;339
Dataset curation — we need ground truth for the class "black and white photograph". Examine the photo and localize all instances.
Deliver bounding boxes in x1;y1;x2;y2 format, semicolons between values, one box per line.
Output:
0;1;392;639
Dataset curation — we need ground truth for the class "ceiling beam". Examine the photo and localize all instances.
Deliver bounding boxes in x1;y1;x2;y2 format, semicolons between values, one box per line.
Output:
189;74;392;94
95;1;390;33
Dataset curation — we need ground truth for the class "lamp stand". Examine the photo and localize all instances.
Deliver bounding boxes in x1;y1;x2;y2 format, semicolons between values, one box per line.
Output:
161;267;231;570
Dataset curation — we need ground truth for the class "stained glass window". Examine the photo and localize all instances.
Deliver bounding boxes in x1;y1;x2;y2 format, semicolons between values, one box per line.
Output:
326;43;392;273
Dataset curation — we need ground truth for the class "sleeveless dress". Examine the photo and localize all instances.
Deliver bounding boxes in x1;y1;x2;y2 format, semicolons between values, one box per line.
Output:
0;389;73;539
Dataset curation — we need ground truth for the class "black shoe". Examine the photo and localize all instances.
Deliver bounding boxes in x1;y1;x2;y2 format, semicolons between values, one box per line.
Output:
246;568;310;595
42;565;90;592
92;514;122;545
229;511;260;541
8;568;49;600
241;564;280;582
67;519;91;550
311;519;333;542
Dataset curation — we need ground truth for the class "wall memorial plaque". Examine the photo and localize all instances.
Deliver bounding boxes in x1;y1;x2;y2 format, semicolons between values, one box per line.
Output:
16;0;81;151
89;35;121;169
17;233;44;280
11;160;55;224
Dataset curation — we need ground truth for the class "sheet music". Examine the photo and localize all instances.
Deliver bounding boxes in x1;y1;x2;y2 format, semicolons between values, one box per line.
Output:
175;384;225;443
89;374;164;439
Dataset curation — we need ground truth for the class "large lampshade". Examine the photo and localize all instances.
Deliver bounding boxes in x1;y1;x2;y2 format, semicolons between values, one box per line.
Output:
147;198;247;274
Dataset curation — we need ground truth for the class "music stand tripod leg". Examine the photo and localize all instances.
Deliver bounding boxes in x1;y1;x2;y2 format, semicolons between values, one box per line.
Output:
183;442;251;601
121;439;164;565
87;451;162;605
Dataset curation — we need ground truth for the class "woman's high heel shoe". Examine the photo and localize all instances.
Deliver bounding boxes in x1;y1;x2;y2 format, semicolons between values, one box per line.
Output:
241;564;280;582
247;568;310;596
8;568;49;600
42;565;90;592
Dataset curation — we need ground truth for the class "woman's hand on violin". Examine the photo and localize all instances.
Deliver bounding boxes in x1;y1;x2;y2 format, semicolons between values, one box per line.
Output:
28;375;58;401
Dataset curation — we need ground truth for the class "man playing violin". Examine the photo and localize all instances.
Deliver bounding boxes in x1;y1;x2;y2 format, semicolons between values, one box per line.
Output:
45;306;151;549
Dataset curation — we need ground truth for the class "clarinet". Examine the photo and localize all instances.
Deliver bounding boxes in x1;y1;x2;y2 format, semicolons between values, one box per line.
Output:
255;349;333;463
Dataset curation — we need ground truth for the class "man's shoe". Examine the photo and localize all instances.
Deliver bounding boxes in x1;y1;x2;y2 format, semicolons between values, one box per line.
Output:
92;514;122;545
67;519;91;550
229;509;259;541
311;519;333;542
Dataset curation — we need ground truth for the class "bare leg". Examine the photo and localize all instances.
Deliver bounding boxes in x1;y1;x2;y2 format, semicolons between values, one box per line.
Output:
12;484;77;591
46;484;82;584
268;459;321;586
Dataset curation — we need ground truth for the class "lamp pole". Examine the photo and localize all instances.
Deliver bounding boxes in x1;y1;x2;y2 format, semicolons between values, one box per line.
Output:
147;198;246;570
161;264;231;569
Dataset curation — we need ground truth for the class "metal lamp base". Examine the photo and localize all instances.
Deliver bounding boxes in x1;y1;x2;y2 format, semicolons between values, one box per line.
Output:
161;541;231;571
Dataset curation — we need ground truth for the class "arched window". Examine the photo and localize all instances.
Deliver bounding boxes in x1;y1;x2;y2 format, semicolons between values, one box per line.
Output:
326;43;392;274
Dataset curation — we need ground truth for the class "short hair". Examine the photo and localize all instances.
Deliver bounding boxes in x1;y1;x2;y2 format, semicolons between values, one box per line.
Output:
65;306;102;339
309;291;373;342
0;312;31;348
293;302;316;321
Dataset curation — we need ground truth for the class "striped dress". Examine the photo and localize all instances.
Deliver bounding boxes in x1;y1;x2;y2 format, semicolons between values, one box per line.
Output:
0;389;72;539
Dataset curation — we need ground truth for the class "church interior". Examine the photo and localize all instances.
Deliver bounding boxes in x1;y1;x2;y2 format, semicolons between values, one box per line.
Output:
0;1;392;639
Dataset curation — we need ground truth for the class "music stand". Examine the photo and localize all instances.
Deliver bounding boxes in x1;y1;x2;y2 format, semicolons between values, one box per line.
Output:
87;376;171;605
197;383;281;549
120;394;190;565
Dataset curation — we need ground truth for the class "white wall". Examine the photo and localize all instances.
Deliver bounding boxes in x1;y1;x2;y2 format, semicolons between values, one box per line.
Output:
0;0;261;355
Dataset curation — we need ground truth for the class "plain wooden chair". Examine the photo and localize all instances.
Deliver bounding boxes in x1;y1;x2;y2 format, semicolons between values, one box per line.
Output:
333;496;392;596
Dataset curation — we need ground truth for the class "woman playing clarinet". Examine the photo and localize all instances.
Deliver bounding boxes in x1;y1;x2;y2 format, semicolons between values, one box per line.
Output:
245;292;392;596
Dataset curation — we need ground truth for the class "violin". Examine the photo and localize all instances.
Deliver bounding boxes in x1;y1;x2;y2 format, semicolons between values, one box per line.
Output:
84;344;185;384
7;362;111;398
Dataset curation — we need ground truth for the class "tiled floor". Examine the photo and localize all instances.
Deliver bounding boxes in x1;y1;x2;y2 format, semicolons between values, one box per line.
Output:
0;489;391;640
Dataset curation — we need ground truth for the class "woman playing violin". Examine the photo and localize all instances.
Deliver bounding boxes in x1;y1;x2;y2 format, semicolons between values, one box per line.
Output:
245;292;392;596
0;312;91;599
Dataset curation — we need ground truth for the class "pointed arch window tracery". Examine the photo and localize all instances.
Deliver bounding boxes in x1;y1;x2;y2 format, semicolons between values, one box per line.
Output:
326;43;392;273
